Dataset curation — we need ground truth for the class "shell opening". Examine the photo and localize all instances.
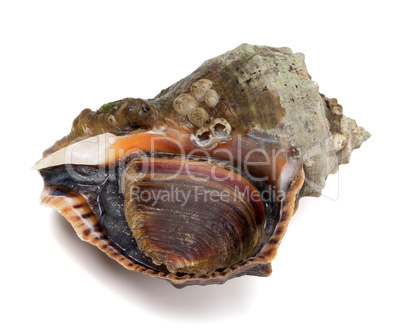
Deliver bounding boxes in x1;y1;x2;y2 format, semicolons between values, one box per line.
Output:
107;115;116;124
210;118;231;138
195;127;212;147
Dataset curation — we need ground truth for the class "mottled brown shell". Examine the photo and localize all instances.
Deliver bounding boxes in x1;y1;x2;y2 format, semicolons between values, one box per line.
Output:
36;43;369;287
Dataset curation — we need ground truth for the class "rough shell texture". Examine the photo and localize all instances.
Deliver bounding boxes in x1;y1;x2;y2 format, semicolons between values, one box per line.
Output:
36;44;369;287
43;44;369;197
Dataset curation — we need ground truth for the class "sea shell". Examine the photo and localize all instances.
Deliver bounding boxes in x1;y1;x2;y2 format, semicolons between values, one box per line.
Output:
34;44;369;287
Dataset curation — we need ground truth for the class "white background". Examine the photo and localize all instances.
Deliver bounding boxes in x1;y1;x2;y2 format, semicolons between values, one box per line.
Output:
1;1;401;333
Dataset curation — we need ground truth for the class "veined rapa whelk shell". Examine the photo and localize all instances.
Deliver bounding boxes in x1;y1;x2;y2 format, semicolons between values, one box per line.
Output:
34;44;369;287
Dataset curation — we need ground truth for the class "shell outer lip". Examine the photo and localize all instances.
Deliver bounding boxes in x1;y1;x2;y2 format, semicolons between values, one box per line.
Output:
40;167;305;287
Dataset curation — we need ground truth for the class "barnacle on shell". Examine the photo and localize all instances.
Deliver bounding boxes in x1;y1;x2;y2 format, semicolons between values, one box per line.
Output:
187;107;210;128
34;44;369;287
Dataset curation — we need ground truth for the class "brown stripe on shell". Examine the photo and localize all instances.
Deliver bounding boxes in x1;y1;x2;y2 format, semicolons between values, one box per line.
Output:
40;167;303;287
40;186;139;270
123;155;266;276
253;169;305;263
